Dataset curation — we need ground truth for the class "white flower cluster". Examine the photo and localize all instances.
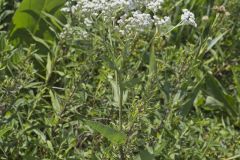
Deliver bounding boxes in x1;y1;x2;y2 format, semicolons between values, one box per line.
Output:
77;0;135;15
60;1;197;37
61;0;170;34
119;11;153;32
61;1;80;13
146;0;164;13
59;24;73;40
116;11;171;34
181;9;197;27
153;16;171;26
60;24;89;40
84;18;93;27
61;0;165;15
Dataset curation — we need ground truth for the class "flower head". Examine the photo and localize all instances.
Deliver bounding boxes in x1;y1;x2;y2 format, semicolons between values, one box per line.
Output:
146;0;164;13
154;16;170;26
181;9;197;27
118;11;153;33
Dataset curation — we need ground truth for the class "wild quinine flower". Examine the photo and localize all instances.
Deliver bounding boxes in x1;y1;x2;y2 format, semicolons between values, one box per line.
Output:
78;0;134;16
60;24;89;40
108;0;136;11
60;1;197;38
80;0;106;14
181;9;197;27
153;16;171;26
125;11;153;32
84;18;93;27
116;12;170;35
75;0;166;16
146;0;164;13
61;1;79;13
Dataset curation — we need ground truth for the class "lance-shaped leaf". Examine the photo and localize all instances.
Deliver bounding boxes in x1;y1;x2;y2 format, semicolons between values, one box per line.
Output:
86;120;127;145
207;30;228;52
0;126;12;139
49;90;62;114
180;79;203;116
46;53;52;83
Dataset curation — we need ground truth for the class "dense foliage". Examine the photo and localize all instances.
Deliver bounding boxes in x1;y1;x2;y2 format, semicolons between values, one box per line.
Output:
1;0;240;159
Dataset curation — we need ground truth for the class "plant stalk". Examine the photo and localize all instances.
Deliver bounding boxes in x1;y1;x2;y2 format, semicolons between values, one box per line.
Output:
115;70;125;160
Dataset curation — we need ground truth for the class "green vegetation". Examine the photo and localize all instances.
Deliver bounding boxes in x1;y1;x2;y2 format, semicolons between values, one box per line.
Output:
1;0;240;159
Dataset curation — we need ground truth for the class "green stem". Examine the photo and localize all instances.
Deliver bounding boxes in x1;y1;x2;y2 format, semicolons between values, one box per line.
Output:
118;73;123;131
115;70;125;160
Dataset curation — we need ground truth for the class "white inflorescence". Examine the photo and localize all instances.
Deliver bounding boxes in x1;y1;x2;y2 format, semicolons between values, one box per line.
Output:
116;11;171;35
125;11;153;32
84;18;93;27
62;0;165;16
61;1;79;13
181;9;197;27
75;0;170;34
153;16;171;26
60;1;197;36
78;0;136;16
146;0;165;13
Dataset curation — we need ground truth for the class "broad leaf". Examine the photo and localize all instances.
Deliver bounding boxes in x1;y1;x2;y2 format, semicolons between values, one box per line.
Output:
11;0;65;46
203;73;238;117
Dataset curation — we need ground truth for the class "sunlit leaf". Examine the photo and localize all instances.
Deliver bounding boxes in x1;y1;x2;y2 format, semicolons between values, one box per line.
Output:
10;0;65;45
86;120;127;144
46;53;52;83
207;31;228;52
0;126;12;139
49;90;62;114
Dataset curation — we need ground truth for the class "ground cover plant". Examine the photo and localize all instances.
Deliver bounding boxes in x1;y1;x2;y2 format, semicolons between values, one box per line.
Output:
0;0;240;159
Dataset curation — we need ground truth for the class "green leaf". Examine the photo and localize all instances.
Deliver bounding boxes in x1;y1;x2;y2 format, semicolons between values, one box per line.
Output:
135;150;155;160
41;11;64;31
203;73;238;117
207;31;228;52
24;82;44;89
27;29;50;50
46;53;52;83
10;0;65;44
33;129;46;142
85;120;127;144
49;90;62;114
46;140;54;152
122;78;141;89
232;66;240;98
180;79;203;116
103;56;118;71
109;79;128;107
11;0;45;35
0;126;12;139
110;79;120;106
204;96;224;110
149;51;156;76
